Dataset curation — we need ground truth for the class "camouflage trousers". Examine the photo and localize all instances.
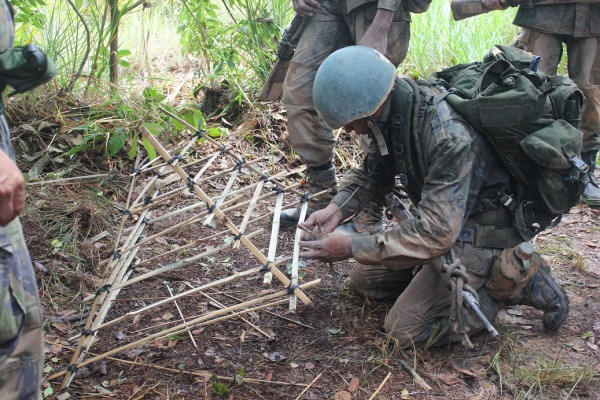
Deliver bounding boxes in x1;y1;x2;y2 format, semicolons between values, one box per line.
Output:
349;241;501;349
514;29;600;153
0;219;43;400
282;0;410;167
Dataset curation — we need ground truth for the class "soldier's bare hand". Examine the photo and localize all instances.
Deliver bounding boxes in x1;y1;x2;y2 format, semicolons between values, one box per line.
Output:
482;0;509;10
293;0;321;16
300;203;343;240
300;231;352;262
0;150;25;226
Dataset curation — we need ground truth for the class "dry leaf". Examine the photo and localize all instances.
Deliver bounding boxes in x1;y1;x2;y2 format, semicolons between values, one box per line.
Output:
305;362;315;370
162;312;174;321
401;388;410;399
264;371;273;381
240;330;246;343
52;322;69;332
334;390;351;400
132;314;142;327
154;237;169;245
586;341;598;351
348;377;360;392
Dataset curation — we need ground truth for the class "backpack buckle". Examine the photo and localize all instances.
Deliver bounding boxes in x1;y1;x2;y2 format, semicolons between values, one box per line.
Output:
569;155;589;174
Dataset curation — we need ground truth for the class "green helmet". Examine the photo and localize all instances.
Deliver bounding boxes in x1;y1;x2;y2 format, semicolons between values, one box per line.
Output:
313;46;396;129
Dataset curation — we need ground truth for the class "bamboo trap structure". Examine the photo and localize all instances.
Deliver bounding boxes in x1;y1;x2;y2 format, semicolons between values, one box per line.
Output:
57;112;329;389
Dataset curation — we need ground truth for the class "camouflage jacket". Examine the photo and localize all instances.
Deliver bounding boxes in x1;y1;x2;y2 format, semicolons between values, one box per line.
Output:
332;79;511;269
514;3;600;37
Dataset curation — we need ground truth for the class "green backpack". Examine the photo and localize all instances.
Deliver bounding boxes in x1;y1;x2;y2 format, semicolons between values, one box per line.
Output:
428;45;588;240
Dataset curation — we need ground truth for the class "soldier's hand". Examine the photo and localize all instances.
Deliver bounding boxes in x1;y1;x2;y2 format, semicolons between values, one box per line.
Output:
0;149;25;226
481;0;509;10
293;0;321;16
299;203;343;240
300;231;352;262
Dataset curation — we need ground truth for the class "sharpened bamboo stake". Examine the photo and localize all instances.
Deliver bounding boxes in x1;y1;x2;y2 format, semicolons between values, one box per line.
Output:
142;130;312;305
166;283;198;349
53;279;320;381
289;199;309;312
233;179;264;250
264;190;284;284
368;372;392;400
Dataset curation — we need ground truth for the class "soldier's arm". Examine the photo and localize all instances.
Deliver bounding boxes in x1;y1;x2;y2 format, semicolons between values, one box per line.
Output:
0;148;25;226
350;116;475;268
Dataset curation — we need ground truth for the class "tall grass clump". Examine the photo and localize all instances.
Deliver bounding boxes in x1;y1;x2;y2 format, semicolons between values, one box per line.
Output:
405;3;519;77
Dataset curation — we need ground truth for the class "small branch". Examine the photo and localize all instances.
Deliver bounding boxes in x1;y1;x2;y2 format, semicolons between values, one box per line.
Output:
399;359;432;391
368;372;392;400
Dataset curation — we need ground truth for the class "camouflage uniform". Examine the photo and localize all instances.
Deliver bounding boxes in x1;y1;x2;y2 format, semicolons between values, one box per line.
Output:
332;79;518;348
0;0;44;398
512;4;600;154
283;0;422;168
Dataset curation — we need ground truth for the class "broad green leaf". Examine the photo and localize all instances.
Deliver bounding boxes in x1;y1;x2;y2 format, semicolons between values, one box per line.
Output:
107;128;127;157
143;122;163;136
127;134;138;160
141;137;157;160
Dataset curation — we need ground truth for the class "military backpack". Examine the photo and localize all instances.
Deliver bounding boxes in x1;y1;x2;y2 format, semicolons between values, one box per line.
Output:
425;45;588;240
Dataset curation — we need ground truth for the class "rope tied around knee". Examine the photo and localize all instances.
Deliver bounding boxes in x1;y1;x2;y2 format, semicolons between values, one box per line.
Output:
441;251;479;349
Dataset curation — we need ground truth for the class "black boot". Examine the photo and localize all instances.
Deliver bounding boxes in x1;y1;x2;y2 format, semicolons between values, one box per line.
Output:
279;165;337;226
517;256;569;331
582;151;600;206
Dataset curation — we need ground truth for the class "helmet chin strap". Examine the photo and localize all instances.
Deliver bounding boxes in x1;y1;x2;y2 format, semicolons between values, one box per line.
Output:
366;96;392;156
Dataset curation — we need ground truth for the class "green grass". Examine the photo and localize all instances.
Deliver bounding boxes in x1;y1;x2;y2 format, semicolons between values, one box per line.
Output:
406;4;519;77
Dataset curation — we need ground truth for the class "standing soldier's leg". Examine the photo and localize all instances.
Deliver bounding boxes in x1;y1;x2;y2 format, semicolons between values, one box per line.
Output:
280;0;353;225
567;37;600;206
0;220;43;400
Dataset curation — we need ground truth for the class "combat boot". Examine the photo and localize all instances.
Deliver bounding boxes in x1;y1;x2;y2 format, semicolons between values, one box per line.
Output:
280;165;337;226
516;257;569;331
582;150;600;206
334;200;385;237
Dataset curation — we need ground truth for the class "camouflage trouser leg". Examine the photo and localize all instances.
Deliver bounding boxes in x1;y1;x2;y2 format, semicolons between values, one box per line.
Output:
0;219;43;400
513;29;600;153
283;0;410;168
350;243;501;349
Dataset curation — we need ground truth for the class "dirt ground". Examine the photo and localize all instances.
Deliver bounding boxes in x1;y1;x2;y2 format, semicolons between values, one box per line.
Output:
16;111;600;400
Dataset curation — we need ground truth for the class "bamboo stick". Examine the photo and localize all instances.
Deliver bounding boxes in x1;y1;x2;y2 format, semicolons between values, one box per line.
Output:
158;106;292;192
56;280;320;381
263;190;284;284
142;130;311;305
233;179;264;250
93;253;289;332
289;200;308;312
193;286;273;339
204;165;240;227
166;283;198;349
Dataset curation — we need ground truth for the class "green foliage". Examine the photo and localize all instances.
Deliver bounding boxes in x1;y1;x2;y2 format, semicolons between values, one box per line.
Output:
235;368;245;385
210;377;229;397
178;0;292;109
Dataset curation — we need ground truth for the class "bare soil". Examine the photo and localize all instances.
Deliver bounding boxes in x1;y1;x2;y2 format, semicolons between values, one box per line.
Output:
15;105;600;400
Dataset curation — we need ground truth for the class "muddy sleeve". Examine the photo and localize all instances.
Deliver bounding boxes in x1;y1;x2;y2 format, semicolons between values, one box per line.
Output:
351;121;475;269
